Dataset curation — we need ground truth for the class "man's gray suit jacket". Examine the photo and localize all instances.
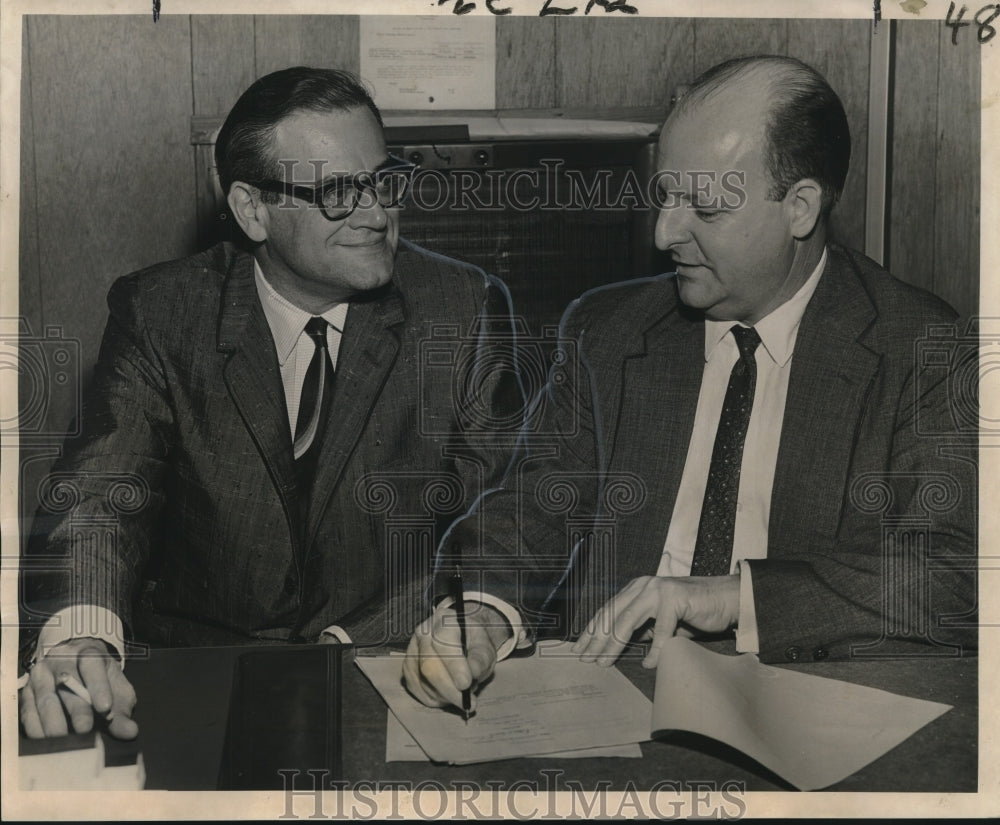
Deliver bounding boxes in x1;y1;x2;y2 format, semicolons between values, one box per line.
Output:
437;244;977;663
22;239;523;650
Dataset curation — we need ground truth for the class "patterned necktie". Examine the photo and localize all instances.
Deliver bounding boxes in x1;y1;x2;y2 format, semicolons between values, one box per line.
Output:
690;325;761;577
293;317;335;489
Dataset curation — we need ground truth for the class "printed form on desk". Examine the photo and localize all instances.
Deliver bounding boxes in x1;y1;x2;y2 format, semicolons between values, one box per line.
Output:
359;637;953;786
384;712;642;762
355;641;651;764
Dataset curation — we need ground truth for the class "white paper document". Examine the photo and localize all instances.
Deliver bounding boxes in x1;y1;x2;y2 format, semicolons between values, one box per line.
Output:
652;637;953;791
360;16;495;110
356;642;651;764
384;710;642;762
19;733;146;790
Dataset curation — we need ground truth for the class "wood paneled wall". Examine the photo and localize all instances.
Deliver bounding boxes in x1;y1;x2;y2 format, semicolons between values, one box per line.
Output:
20;16;198;381
890;21;980;317
18;15;200;541
17;14;982;451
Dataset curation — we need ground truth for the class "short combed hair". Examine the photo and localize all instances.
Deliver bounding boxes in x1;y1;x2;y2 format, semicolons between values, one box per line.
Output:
674;55;851;216
214;66;383;197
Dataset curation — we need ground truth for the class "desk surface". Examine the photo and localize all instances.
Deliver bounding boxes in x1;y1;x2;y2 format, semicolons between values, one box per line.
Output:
121;642;977;793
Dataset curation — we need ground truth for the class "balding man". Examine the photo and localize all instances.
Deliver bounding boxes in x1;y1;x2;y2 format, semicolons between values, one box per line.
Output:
403;55;976;713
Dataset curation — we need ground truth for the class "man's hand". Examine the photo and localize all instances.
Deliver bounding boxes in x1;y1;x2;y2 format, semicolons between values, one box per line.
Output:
19;637;138;740
402;604;512;712
572;575;740;668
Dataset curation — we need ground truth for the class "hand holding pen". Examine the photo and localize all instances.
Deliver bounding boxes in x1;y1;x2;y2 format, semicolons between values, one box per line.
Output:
402;577;514;714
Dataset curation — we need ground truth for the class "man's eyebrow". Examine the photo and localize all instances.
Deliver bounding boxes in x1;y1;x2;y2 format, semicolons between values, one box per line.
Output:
659;183;730;208
316;157;396;186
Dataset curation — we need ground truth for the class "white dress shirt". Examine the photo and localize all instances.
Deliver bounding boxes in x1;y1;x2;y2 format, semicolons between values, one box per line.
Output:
452;251;829;663
657;249;827;651
254;262;352;643
253;260;348;437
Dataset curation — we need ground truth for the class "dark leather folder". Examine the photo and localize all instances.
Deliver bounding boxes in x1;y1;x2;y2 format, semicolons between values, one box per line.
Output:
217;644;346;790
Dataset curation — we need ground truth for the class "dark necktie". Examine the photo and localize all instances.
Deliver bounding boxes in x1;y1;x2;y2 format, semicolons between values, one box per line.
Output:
294;317;335;491
690;325;761;577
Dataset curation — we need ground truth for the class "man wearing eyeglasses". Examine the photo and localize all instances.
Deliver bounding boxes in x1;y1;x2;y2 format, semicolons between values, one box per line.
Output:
19;67;522;739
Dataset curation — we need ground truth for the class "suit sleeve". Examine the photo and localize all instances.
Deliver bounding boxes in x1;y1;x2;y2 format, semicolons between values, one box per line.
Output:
432;298;607;637
457;273;529;487
746;327;977;662
21;275;173;648
336;266;530;644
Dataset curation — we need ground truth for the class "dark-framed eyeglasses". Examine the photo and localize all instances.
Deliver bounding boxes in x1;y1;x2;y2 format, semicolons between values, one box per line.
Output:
253;154;417;221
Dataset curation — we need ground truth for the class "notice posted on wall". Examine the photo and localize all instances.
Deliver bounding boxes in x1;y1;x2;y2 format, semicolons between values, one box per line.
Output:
360;16;496;110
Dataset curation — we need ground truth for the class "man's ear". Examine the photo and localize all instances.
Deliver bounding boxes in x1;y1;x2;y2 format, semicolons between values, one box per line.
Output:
227;182;269;243
784;178;824;240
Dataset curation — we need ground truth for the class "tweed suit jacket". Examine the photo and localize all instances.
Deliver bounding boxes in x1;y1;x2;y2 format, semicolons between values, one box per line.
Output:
23;239;522;648
437;244;977;663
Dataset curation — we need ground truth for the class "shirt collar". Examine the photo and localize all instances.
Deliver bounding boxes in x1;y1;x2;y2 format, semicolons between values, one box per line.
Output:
253;259;348;366
704;247;827;366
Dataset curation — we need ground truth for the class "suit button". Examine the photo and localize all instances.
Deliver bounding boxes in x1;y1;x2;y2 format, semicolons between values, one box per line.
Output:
812;646;829;661
283;576;296;595
784;646;802;662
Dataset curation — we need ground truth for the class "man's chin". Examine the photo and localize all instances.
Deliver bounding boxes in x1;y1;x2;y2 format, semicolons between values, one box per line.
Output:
356;269;394;293
342;243;396;287
353;263;396;295
675;276;715;311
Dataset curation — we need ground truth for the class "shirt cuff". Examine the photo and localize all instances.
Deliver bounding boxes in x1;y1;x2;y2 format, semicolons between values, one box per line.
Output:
435;591;527;662
18;606;127;689
319;625;352;644
734;561;760;654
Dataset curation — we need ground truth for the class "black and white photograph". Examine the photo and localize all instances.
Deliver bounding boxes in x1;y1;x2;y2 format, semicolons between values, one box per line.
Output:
1;0;995;819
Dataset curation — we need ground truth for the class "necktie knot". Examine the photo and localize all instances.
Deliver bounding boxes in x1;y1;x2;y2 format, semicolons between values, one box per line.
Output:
304;317;328;350
731;325;760;362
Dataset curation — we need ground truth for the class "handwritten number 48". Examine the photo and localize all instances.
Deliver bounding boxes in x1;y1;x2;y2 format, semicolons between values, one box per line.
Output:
945;1;999;44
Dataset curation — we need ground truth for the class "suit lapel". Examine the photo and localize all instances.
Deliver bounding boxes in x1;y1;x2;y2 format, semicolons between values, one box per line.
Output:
303;285;405;549
769;248;881;551
612;294;704;576
218;252;299;540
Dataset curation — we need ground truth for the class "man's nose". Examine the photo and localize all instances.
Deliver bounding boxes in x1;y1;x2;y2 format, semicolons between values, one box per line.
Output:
654;203;690;251
347;190;389;230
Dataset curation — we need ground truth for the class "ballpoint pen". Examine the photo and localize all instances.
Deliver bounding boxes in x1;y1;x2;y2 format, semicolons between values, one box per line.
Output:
449;564;473;724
